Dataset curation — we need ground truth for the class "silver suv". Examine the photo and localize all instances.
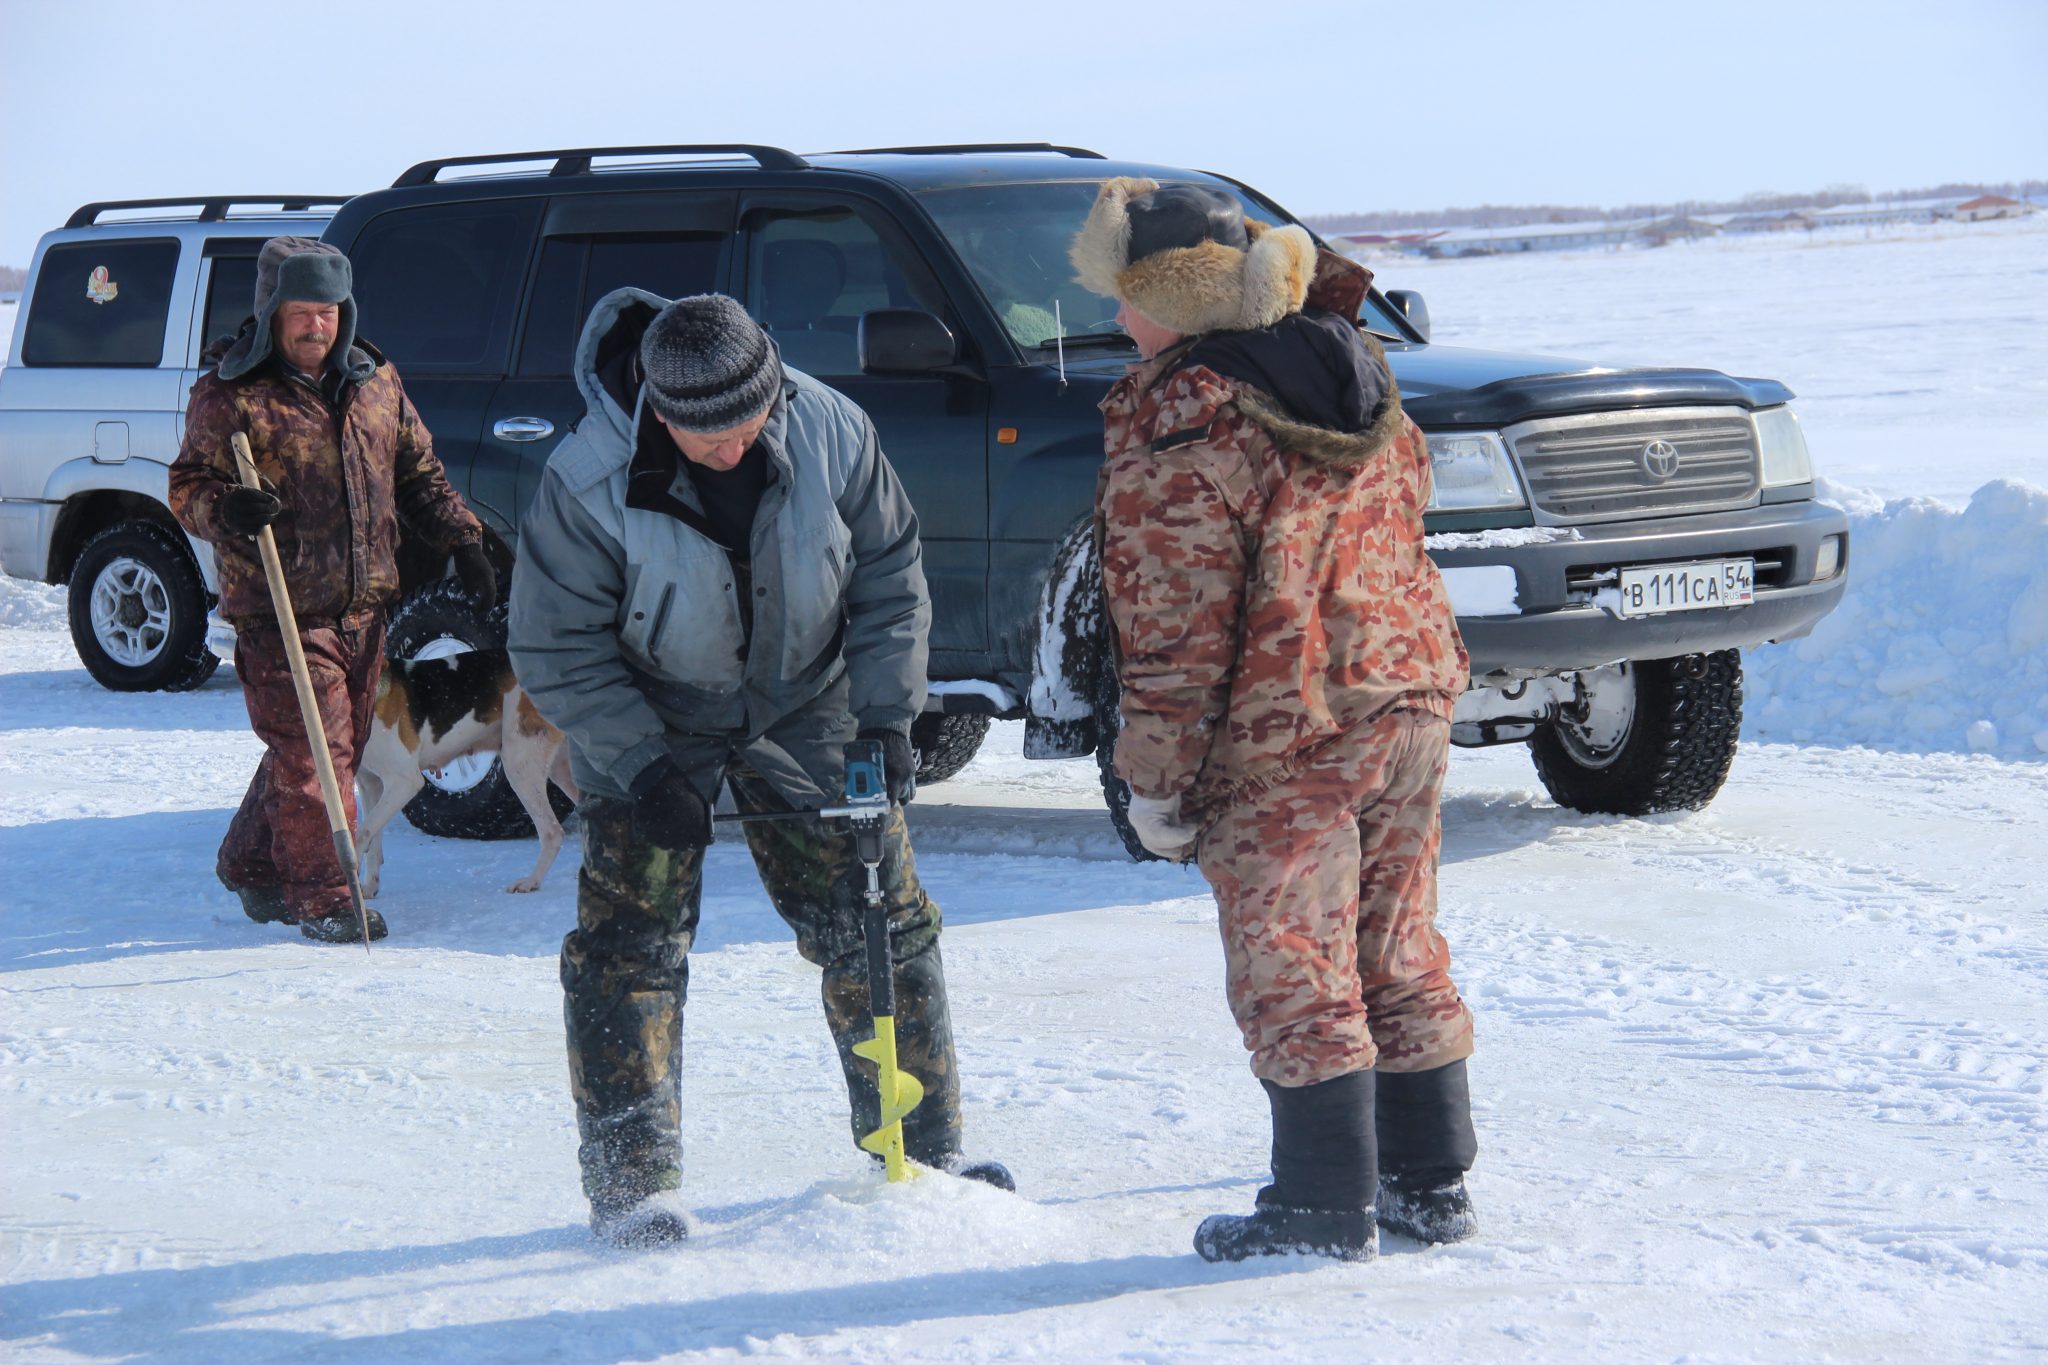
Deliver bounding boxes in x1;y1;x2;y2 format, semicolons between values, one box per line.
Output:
0;196;344;688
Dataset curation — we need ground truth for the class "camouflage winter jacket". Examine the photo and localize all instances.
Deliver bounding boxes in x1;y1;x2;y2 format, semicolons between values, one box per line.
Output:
170;334;481;626
1095;255;1468;817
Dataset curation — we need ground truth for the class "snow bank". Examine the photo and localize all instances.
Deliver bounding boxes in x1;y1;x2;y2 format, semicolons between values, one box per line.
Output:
0;576;66;629
1746;478;2048;759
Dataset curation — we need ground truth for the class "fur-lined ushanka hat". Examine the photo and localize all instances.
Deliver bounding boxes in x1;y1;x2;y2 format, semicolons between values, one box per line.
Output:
1069;177;1319;336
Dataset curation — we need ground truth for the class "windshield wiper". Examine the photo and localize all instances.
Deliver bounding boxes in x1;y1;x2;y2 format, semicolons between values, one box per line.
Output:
1034;331;1134;351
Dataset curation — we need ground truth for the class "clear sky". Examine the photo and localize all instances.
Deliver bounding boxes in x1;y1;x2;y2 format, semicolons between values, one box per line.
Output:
3;0;2043;267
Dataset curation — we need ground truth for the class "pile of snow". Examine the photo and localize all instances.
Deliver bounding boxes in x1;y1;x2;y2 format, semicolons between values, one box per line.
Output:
0;576;66;629
1746;478;2048;760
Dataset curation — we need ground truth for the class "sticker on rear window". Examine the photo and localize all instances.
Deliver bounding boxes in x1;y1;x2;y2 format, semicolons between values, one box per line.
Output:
86;267;119;305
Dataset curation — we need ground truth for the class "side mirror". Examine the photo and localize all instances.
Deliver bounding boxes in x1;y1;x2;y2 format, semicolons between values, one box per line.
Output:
1385;289;1431;343
859;309;959;374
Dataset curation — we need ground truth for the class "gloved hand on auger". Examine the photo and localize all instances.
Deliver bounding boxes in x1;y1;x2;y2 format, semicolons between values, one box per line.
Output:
630;757;713;851
858;727;917;805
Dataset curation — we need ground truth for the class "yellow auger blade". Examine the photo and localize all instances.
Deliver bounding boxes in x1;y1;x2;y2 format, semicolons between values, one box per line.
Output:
852;1014;925;1182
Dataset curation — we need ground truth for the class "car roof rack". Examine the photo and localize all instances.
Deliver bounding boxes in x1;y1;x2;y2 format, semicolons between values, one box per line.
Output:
393;144;811;187
66;196;351;229
830;142;1106;160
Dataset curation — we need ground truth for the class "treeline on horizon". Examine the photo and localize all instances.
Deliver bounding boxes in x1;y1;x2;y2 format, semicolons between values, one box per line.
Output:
1302;179;2048;233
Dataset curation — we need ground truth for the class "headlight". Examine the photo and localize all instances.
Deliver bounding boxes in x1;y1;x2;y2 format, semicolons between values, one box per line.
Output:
1424;431;1526;513
1755;405;1814;488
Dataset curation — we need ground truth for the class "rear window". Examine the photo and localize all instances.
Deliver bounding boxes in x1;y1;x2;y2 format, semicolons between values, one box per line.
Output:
201;253;258;351
518;232;726;377
348;199;539;373
22;238;179;367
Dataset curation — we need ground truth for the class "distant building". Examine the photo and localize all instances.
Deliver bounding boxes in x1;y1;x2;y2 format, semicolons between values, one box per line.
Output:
1955;194;2031;222
1807;198;1961;229
1721;210;1816;234
1417;216;1721;258
1329;230;1447;257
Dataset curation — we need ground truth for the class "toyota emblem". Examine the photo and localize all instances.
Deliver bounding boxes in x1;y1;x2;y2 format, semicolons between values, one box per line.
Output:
1639;439;1681;481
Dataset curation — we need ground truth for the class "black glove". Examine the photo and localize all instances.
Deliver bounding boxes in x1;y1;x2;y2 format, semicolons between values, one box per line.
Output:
452;542;498;613
629;758;713;852
859;727;917;806
218;486;281;537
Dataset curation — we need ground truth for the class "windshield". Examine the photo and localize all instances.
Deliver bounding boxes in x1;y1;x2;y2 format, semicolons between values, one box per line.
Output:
917;180;1405;352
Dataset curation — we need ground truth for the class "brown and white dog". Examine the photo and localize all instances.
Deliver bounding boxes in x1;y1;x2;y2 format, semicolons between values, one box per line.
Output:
357;649;578;896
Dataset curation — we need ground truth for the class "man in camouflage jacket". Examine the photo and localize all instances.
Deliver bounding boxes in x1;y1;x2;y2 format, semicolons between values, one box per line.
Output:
1072;179;1480;1261
170;237;491;943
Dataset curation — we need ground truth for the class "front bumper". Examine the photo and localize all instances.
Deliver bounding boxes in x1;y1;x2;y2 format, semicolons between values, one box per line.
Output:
1431;498;1849;675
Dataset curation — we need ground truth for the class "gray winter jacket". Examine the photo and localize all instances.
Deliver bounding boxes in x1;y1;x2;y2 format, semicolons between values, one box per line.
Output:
508;288;930;805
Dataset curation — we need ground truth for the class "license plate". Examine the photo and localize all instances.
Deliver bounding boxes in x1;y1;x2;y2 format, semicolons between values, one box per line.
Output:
1614;559;1754;617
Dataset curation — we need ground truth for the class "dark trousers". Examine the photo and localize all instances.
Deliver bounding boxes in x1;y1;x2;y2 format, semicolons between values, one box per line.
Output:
562;757;960;1212
216;613;385;923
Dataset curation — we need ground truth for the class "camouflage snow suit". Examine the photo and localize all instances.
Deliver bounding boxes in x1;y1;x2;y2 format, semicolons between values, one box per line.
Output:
1095;251;1476;1088
170;331;481;923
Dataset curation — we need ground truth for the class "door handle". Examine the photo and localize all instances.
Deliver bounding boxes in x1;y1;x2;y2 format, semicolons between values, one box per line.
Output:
492;417;556;443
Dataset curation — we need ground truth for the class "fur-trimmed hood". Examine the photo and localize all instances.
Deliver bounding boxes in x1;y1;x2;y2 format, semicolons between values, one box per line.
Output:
1123;244;1406;470
1070;176;1318;336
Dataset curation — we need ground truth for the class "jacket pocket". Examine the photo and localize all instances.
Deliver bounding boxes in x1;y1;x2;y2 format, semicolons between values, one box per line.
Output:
620;548;747;690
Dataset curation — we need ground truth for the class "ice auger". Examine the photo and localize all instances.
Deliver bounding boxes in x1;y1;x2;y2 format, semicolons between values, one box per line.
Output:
710;740;922;1180
826;740;924;1182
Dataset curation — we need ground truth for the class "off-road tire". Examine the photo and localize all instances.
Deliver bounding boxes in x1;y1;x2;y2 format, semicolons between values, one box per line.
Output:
66;521;220;692
910;712;990;786
1529;650;1744;816
384;579;574;841
1093;657;1163;863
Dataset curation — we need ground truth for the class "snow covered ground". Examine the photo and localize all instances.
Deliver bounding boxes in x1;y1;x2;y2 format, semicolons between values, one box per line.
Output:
4;221;2047;1362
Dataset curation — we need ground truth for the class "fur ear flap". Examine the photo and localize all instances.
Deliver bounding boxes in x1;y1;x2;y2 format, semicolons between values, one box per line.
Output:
1116;241;1249;336
1070;176;1160;297
1234;225;1317;330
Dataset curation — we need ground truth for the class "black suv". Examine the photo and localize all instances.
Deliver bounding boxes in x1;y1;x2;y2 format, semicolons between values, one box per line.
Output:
317;143;1848;848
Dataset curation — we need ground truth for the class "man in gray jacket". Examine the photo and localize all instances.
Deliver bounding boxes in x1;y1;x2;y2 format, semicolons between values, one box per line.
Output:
510;291;1010;1248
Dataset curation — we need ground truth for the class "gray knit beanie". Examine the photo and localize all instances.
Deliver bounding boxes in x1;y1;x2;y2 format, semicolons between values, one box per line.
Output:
640;294;783;432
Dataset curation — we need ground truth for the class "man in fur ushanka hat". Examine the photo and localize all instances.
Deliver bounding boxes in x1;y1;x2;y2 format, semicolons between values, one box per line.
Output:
1072;177;1481;1262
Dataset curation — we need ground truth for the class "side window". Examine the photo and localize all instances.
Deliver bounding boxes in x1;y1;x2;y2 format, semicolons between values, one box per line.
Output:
348;198;539;373
741;205;949;378
518;231;726;377
22;238;179;367
201;253;258;351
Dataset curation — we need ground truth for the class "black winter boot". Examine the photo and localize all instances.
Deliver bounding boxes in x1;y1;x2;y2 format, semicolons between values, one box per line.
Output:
219;870;289;924
826;943;1014;1191
1375;1059;1479;1244
297;906;388;943
1194;1070;1377;1263
590;1190;692;1250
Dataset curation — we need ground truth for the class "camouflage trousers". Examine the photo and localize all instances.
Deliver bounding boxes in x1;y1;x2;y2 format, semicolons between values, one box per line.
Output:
1196;707;1475;1087
562;758;961;1214
216;613;385;923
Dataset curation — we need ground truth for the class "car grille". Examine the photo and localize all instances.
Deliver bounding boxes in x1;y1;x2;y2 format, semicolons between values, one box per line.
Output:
1564;547;1793;597
1503;407;1761;524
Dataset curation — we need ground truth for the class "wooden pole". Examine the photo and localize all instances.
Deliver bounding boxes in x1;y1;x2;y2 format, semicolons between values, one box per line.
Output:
229;432;373;953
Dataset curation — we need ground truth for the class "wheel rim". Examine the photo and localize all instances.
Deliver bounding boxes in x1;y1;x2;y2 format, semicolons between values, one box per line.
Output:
408;635;497;793
1553;663;1637;769
89;556;172;667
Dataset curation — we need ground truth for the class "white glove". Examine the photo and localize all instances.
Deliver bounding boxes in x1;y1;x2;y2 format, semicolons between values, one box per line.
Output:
1126;791;1198;860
